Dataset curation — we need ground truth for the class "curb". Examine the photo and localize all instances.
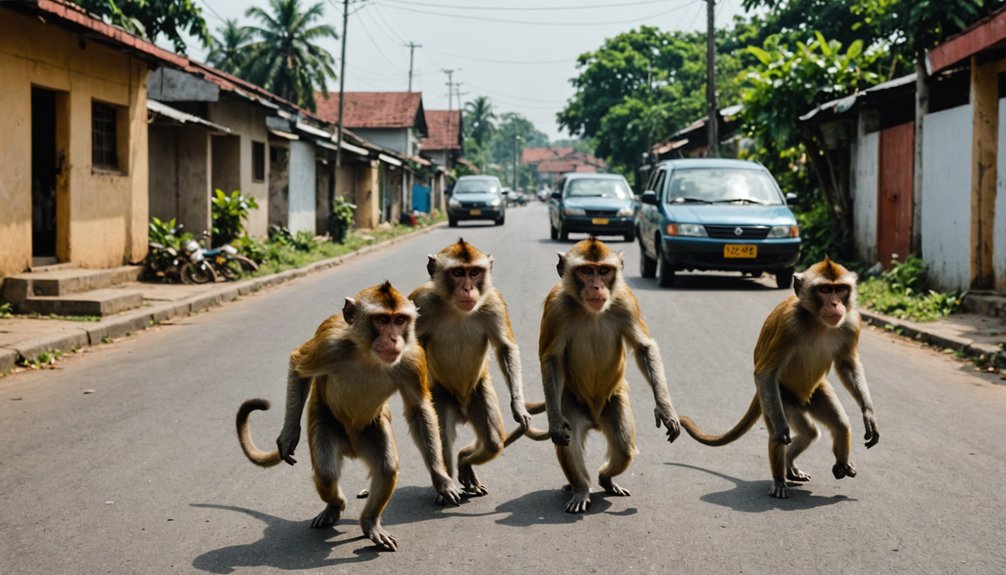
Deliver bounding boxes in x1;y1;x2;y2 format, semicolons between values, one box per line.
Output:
0;223;444;375
860;309;1003;362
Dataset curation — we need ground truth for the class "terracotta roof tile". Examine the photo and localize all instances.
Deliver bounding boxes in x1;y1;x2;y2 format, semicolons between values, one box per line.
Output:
421;110;462;151
315;92;425;132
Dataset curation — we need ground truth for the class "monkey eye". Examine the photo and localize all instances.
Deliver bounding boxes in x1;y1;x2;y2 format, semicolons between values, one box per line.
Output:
576;266;596;276
817;284;850;296
598;266;613;276
375;315;391;325
450;268;466;278
393;315;408;326
468;269;482;278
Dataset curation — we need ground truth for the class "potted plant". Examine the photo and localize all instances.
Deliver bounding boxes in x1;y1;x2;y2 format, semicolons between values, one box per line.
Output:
332;196;357;243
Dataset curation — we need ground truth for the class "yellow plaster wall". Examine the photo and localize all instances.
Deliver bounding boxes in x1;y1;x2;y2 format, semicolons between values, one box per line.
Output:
0;10;149;278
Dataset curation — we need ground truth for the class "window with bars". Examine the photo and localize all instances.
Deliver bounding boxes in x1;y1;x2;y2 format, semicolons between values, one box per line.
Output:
252;140;265;181
92;101;118;169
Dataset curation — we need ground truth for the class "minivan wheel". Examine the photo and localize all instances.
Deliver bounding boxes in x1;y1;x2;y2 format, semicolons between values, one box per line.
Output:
449;216;458;227
774;267;794;289
657;245;675;287
559;224;569;241
550;225;558;240
640;240;657;278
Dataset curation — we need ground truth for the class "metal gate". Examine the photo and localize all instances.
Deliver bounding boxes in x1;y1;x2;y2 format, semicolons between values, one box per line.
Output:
877;121;915;267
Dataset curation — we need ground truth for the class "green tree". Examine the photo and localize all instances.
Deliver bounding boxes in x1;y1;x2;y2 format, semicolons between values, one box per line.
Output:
74;0;209;54
206;19;252;75
243;0;338;110
464;96;497;147
486;112;549;190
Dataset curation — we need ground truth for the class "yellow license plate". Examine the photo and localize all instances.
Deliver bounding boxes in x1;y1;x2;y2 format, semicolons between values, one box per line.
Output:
469;209;481;215
724;244;757;258
591;218;609;225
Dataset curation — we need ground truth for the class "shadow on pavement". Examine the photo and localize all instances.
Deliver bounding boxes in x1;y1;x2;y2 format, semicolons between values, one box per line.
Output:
189;503;382;573
492;488;638;527
665;462;855;512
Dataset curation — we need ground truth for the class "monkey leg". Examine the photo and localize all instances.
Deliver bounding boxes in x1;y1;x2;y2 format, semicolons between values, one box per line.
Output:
809;383;856;480
596;387;637;498
555;393;595;513
782;399;820;483
456;378;506;496
307;400;349;529
356;412;401;551
431;385;461;480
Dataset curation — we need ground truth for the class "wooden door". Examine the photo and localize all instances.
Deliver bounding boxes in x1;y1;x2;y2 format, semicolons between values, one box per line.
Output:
877;121;915;267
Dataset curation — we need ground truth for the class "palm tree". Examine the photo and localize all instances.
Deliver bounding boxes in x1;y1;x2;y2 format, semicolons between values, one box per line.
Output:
243;0;338;110
464;96;497;147
206;19;252;75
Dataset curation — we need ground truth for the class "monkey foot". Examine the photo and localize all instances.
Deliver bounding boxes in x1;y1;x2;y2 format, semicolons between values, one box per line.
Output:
832;461;857;480
786;467;812;482
599;477;632;497
769;480;789;499
458;466;488;496
361;517;399;552
310;503;343;529
564;489;591;513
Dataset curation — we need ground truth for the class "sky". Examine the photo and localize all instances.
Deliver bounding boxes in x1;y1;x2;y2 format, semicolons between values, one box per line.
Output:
179;0;755;142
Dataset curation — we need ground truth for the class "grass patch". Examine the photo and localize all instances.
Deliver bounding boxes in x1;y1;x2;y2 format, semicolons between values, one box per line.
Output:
858;256;961;322
18;349;64;369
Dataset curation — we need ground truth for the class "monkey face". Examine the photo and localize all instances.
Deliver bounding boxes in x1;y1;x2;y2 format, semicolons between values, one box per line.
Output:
574;264;615;312
449;266;485;312
817;283;851;327
371;314;410;364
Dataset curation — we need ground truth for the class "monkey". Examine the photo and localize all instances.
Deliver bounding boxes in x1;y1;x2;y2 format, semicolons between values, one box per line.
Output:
236;281;462;552
539;236;681;513
679;257;880;499
409;238;548;495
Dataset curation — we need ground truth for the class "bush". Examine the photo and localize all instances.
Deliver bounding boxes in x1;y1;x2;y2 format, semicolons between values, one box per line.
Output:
858;256;961;322
211;189;258;246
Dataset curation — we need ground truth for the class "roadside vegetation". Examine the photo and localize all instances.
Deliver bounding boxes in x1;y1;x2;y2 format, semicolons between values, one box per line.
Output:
857;256;961;322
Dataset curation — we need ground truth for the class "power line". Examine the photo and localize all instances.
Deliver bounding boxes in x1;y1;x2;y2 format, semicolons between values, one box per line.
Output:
372;0;697;26
379;0;678;11
425;47;574;66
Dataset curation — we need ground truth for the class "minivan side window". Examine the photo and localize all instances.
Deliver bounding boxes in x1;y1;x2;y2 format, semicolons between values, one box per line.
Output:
652;170;668;202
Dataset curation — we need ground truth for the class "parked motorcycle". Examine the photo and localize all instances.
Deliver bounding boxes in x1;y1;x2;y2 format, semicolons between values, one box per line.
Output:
205;243;259;280
178;237;218;284
145;241;183;283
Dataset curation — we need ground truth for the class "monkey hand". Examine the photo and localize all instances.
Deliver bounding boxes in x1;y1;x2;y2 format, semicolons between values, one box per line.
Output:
863;413;879;448
654;406;681;442
772;427;792;445
434;475;463;506
277;425;301;465
511;399;532;431
549;417;572;446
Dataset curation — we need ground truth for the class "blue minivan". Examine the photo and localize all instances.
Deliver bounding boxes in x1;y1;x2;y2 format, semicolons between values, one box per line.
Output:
635;158;801;288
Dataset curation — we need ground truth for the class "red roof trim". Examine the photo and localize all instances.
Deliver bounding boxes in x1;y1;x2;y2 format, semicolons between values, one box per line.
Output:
927;5;1006;74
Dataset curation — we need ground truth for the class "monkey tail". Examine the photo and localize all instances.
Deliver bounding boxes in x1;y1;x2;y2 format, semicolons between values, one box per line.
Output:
503;425;551;447
525;401;546;415
680;394;762;447
236;398;283;467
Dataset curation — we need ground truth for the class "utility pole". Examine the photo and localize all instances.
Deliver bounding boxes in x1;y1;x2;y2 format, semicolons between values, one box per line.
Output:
512;134;521;192
705;0;719;158
331;0;350;239
404;41;422;92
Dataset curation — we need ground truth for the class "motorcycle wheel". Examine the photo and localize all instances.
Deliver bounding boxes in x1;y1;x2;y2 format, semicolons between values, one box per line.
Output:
216;258;244;281
234;255;259;273
181;261;217;284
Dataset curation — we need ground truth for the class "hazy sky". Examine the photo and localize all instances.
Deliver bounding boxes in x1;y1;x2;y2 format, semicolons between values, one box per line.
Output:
180;0;754;141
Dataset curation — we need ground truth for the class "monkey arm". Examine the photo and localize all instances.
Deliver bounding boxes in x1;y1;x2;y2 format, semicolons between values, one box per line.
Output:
631;337;681;442
835;355;879;448
488;308;531;430
540;353;571;446
277;362;310;465
397;367;462;505
756;371;791;445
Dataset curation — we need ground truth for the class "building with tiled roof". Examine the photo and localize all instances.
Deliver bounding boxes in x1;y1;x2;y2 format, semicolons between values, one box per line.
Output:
315;92;428;157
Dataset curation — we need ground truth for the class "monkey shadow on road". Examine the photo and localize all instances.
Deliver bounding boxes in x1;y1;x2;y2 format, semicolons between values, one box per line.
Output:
665;463;855;513
189;503;384;573
492;488;638;526
626;273;776;293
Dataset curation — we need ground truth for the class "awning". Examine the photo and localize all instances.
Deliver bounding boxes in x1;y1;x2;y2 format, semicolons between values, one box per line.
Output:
147;99;231;133
378;153;403;167
269;129;299;140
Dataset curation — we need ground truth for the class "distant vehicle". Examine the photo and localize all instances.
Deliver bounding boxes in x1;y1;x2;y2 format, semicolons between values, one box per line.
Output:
447;175;507;227
635;158;801;288
548;173;636;242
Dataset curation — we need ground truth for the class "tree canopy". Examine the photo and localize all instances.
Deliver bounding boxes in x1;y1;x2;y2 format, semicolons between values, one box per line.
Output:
74;0;209;54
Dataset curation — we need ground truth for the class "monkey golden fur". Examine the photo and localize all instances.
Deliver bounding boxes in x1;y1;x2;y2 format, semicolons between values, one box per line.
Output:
680;257;879;498
236;281;461;551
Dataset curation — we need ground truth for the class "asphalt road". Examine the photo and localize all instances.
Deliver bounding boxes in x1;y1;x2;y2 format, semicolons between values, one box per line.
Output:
2;202;1005;574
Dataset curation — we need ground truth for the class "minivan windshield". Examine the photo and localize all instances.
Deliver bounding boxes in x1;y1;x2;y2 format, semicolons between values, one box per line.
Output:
666;168;784;205
565;178;632;199
454;179;499;194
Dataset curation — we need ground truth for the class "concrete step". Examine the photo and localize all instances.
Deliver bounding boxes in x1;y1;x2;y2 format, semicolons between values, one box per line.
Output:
2;265;144;303
19;288;145;317
962;291;1006;318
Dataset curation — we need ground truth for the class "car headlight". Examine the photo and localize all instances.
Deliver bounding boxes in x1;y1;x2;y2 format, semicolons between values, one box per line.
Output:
449;197;461;208
563;207;586;216
666;223;707;237
488;198;501;207
768;225;800;238
617;207;634;217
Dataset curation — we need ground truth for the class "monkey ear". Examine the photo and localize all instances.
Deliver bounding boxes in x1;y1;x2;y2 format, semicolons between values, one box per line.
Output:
342;297;358;325
556;252;566;277
487;254;495;272
426;255;437;278
792;272;804;296
617;251;625;269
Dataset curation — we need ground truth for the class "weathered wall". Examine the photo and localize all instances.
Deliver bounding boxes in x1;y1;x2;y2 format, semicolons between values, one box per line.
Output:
268;143;290;230
851;119;879;264
995;98;1006;292
149;124;211;235
288;140;317;234
0;10;149;277
207;98;270;238
921;104;973;291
